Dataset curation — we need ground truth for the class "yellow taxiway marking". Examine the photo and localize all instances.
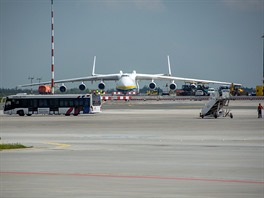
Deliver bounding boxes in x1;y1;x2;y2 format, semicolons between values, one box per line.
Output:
46;142;71;149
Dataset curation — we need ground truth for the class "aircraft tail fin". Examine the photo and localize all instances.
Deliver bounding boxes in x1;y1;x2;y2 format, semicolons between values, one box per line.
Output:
167;55;172;76
92;56;96;76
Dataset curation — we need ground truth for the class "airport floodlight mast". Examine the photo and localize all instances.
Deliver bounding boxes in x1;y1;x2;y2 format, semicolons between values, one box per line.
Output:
28;76;34;93
28;76;34;84
37;77;42;83
51;0;55;94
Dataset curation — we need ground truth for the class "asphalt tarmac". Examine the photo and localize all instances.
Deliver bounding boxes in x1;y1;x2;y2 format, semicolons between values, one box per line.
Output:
0;100;263;198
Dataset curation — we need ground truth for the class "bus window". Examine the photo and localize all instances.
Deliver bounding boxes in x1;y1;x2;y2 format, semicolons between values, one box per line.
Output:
50;99;59;111
21;99;28;108
28;99;38;112
39;99;48;107
33;99;38;108
29;99;38;108
50;99;59;107
74;98;82;107
14;99;20;107
59;99;70;107
69;99;74;107
59;99;65;107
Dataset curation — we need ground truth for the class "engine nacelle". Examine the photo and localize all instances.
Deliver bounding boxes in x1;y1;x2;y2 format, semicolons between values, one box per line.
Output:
59;84;67;92
38;85;51;94
169;82;177;90
149;82;156;90
79;82;86;91
98;82;105;90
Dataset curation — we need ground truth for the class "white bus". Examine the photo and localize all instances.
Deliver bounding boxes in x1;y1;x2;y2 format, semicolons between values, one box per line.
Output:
3;93;101;116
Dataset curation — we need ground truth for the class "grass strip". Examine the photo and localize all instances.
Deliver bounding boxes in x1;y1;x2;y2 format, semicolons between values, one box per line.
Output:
0;143;32;150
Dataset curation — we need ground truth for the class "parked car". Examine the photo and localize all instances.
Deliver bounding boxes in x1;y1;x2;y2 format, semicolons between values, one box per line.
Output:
195;90;204;96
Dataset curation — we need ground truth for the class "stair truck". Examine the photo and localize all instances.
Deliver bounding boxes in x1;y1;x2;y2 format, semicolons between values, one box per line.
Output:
200;89;233;119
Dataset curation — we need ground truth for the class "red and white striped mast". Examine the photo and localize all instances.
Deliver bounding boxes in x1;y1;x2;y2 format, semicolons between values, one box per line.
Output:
51;0;55;94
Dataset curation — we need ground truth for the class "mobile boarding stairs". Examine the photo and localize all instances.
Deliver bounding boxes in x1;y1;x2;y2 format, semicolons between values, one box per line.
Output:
200;90;233;119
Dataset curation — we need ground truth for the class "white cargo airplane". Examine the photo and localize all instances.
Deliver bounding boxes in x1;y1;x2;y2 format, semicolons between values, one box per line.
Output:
20;56;241;93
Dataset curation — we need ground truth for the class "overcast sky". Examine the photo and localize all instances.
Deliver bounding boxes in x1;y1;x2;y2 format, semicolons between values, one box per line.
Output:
1;0;263;90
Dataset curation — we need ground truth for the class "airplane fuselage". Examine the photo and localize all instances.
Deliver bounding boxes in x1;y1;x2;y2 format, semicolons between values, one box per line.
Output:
116;73;137;92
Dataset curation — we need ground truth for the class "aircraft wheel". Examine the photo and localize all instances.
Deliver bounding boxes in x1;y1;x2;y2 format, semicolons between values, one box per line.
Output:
230;113;233;119
214;113;218;119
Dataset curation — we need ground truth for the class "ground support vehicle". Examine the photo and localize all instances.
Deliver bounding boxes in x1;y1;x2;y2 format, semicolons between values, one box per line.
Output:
200;91;233;119
3;93;101;116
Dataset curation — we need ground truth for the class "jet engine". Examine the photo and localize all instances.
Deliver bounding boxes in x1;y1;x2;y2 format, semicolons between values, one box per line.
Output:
79;82;86;91
98;82;105;90
149;82;156;90
59;84;67;92
169;82;177;90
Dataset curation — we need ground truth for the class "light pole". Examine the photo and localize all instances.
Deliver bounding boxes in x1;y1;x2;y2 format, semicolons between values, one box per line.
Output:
37;77;42;83
28;76;34;93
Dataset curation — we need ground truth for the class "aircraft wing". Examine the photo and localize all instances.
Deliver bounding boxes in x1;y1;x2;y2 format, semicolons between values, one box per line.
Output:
135;73;241;86
19;74;121;87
